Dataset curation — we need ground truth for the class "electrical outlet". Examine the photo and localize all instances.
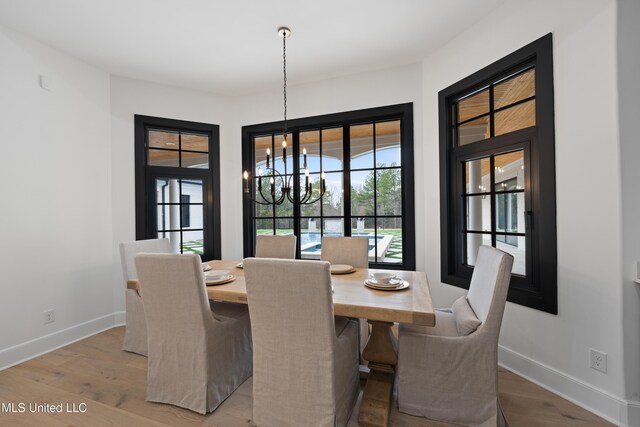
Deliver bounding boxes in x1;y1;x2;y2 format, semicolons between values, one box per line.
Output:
43;309;55;325
590;348;607;373
39;75;51;91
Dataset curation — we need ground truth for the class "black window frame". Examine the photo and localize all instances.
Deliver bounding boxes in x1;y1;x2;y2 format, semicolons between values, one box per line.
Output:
135;115;221;261
439;33;557;314
242;103;415;270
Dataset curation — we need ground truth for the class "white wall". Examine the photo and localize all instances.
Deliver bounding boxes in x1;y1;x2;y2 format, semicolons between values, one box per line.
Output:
420;0;629;423
109;76;236;313
618;0;640;424
0;25;114;367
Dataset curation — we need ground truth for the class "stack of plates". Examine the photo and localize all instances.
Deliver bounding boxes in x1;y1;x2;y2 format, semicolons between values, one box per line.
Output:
364;277;410;291
205;270;235;285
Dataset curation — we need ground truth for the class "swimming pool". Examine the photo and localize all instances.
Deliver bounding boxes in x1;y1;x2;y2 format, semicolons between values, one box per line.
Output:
299;232;393;260
300;232;380;253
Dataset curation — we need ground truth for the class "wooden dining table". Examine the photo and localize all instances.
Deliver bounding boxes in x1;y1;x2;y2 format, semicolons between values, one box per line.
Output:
128;259;435;427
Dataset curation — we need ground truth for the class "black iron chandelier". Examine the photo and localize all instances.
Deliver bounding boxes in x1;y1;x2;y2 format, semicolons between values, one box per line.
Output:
243;27;326;206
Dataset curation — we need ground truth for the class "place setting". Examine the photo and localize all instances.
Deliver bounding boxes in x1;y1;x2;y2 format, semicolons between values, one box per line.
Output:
204;270;235;286
364;272;410;291
330;264;355;275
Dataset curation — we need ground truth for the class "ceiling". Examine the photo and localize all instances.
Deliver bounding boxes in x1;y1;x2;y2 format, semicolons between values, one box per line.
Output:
0;0;507;95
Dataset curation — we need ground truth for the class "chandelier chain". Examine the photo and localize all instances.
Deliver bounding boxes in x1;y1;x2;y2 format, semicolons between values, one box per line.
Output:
282;33;287;137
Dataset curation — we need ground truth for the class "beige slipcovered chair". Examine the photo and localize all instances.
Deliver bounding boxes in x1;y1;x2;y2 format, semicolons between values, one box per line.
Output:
135;253;252;414
119;238;172;356
254;234;297;259
244;258;360;427
320;236;370;356
320;236;369;268
397;245;514;427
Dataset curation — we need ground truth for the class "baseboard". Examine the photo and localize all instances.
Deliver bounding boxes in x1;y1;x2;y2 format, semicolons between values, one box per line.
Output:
113;310;126;326
498;344;632;426
621;400;640;427
0;312;122;371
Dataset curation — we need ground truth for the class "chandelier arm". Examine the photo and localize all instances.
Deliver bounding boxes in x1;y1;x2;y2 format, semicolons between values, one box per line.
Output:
274;191;287;205
253;197;273;206
243;186;275;206
256;183;276;205
299;183;324;205
298;180;312;204
285;190;296;204
302;181;327;205
286;175;300;204
299;187;311;204
301;192;324;205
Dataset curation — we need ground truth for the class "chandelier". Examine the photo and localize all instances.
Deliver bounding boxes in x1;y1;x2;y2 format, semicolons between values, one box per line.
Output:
242;27;326;206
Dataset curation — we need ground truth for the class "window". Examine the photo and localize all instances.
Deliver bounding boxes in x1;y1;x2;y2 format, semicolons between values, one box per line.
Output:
242;104;415;270
439;34;557;313
135;115;221;260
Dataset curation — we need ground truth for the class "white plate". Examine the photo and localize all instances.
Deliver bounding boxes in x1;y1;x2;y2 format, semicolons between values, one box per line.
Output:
364;280;410;291
206;274;235;285
331;264;354;274
205;270;229;281
366;277;402;287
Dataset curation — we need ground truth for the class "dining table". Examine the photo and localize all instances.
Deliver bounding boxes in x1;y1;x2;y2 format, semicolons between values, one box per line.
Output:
128;259;435;427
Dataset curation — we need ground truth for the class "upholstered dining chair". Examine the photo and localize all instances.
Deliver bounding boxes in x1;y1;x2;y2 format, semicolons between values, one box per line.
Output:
254;234;297;259
135;253;253;414
397;245;514;427
320;236;370;357
244;258;360;427
320;236;369;268
119;238;172;356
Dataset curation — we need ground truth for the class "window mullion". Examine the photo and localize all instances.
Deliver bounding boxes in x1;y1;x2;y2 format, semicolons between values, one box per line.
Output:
271;134;276;234
343;124;351;237
490;155;497;248
319;128;324;237
489;85;495;138
372;122;378;263
178;179;183;253
292;131;301;257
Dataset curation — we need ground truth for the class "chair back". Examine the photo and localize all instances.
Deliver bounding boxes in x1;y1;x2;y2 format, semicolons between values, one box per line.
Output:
119;238;172;282
466;246;514;332
320;236;369;268
244;258;338;424
254;235;297;259
135;253;214;349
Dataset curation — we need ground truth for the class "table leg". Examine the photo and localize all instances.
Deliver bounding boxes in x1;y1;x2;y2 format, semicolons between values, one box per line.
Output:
358;320;397;427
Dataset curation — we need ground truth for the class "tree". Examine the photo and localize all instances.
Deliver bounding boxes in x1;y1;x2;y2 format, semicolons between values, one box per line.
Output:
351;164;401;221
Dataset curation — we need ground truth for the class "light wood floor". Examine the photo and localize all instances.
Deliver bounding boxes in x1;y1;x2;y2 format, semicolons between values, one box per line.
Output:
0;327;613;426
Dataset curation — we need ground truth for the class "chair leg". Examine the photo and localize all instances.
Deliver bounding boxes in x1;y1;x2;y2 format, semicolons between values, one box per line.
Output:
498;399;509;427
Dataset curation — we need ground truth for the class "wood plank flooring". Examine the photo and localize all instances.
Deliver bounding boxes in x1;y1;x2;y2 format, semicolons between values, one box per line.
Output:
0;327;613;426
